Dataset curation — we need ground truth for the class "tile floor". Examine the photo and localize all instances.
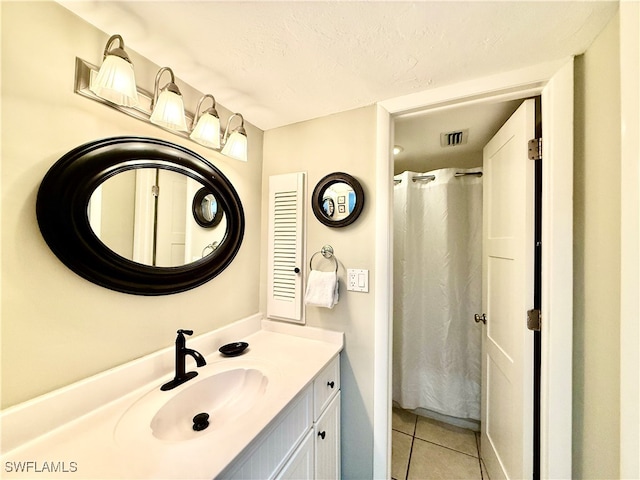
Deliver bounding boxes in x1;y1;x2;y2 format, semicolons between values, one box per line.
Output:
392;407;489;480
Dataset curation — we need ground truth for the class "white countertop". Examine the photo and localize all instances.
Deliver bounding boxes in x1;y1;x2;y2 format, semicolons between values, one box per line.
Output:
0;318;343;479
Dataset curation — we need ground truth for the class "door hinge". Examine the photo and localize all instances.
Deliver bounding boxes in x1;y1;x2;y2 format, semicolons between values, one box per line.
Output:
527;309;541;331
151;185;160;197
528;138;542;161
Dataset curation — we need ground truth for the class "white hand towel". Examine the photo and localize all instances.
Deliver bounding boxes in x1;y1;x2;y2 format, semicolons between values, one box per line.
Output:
304;270;339;308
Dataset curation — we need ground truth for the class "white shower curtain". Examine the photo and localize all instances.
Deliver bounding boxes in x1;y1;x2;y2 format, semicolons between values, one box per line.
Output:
393;168;483;420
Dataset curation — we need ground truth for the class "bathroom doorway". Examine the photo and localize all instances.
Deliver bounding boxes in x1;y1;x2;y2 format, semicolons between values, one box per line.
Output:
390;98;523;479
376;60;574;480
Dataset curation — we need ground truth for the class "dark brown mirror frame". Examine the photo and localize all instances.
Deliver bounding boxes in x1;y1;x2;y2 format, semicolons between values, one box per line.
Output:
311;172;365;228
36;136;244;295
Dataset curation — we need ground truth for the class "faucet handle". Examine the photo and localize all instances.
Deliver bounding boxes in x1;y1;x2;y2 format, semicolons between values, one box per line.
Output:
177;329;194;336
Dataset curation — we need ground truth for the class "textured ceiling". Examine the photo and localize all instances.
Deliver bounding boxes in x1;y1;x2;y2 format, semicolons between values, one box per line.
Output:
58;1;617;131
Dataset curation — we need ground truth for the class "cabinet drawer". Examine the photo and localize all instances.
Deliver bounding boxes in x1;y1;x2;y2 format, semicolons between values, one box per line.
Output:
313;355;340;420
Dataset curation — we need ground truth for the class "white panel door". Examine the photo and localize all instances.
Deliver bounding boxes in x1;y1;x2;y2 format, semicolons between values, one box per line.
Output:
132;168;156;265
156;169;187;267
481;99;535;480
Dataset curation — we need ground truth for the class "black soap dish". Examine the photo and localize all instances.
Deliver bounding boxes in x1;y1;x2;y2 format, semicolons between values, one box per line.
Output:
219;341;249;357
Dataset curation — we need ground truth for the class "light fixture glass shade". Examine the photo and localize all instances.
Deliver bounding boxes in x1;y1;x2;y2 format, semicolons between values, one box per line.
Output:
90;54;139;107
221;130;248;162
150;90;188;132
190;112;221;148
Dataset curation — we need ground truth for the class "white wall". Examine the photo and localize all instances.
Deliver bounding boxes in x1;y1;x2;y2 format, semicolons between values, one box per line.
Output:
573;12;621;479
0;1;264;408
262;106;378;479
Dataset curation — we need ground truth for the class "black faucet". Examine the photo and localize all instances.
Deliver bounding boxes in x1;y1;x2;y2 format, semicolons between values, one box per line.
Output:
161;329;207;391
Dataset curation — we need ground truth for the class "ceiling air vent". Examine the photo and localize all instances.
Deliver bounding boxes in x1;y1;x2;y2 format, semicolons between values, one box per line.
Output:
440;129;469;147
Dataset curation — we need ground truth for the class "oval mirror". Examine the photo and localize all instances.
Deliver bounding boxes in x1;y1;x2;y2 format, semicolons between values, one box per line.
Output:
311;172;365;228
37;137;244;295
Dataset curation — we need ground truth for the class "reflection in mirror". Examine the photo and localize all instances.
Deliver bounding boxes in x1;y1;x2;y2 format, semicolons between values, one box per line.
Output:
322;197;335;217
200;194;217;222
88;170;135;260
321;182;356;222
88;168;227;268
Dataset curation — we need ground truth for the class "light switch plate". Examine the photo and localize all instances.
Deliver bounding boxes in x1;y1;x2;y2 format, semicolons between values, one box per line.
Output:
347;268;369;292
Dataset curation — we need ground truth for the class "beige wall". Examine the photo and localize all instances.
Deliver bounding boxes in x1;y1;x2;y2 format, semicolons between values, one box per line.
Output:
573;12;621;479
1;1;264;408
261;106;378;478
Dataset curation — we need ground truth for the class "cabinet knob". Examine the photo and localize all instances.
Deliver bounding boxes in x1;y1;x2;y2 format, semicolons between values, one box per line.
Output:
318;431;326;440
294;267;300;273
327;381;335;389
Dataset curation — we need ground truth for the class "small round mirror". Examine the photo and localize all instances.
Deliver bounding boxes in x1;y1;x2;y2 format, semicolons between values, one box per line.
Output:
192;188;224;228
312;172;364;228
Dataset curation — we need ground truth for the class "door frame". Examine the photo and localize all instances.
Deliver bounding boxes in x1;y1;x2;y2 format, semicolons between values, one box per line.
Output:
620;3;640;477
373;58;574;479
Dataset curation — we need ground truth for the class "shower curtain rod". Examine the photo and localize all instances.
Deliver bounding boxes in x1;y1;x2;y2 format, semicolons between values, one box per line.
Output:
412;174;436;182
394;171;483;184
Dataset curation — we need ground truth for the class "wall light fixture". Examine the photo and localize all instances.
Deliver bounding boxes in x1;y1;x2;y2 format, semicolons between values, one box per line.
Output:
74;33;248;161
90;34;139;107
221;113;248;162
149;67;188;132
190;94;221;149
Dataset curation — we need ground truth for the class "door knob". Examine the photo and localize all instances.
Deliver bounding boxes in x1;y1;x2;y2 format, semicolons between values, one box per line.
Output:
474;313;487;324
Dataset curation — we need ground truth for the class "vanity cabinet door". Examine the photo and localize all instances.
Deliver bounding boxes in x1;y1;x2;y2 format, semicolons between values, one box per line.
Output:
219;387;313;479
275;430;314;480
314;391;341;480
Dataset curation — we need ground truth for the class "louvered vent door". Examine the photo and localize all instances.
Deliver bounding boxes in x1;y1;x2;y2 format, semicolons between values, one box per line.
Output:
267;172;305;323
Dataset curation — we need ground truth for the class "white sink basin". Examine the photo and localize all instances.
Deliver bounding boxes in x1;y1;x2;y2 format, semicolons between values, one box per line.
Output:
115;367;268;444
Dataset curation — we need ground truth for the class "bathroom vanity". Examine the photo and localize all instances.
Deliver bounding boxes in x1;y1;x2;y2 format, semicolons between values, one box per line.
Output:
0;316;343;479
220;355;340;479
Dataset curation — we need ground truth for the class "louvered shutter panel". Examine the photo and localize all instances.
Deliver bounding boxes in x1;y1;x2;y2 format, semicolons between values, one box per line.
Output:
267;172;305;323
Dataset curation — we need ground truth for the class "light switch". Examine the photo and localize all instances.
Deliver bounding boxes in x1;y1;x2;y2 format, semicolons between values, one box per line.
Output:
347;268;369;293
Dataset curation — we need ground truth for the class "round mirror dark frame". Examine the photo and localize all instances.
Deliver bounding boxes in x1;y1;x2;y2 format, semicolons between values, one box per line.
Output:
311;172;365;228
192;187;224;228
36;136;245;295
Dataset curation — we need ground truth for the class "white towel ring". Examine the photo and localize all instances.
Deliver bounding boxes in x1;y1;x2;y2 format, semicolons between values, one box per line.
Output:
309;245;338;272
